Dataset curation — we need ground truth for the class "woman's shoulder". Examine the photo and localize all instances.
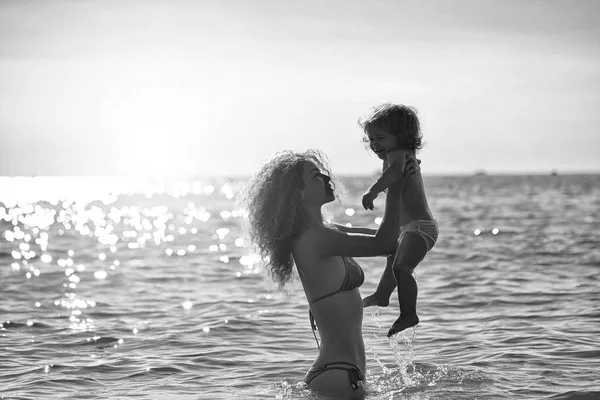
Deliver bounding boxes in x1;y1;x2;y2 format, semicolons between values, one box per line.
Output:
295;225;324;246
293;224;337;253
292;227;328;272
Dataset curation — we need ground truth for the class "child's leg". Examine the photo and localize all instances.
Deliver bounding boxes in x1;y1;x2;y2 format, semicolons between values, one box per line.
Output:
362;255;397;308
387;232;428;337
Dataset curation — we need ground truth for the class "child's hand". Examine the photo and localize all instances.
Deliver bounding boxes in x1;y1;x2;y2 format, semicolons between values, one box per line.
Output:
362;191;378;210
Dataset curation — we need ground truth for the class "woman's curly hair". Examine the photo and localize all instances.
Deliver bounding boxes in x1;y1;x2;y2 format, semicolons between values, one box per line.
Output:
243;150;333;287
358;103;424;152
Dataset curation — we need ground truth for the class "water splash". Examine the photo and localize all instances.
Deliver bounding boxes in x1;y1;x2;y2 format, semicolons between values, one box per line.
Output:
365;307;391;376
365;307;427;396
273;380;313;399
389;327;418;386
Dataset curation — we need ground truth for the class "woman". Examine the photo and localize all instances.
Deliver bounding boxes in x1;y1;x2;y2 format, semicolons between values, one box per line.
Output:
244;150;417;398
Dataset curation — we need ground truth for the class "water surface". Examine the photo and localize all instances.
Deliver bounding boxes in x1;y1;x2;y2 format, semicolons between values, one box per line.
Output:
1;174;599;399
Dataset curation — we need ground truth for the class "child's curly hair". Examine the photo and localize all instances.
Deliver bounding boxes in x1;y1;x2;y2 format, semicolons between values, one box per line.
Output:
243;150;334;287
358;103;424;152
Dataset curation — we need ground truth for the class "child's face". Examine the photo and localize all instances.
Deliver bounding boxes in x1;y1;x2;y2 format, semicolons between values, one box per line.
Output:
366;126;399;160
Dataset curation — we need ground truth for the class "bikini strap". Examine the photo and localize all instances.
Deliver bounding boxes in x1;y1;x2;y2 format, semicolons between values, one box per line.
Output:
308;257;354;306
309;310;320;349
305;361;365;390
307;257;353;349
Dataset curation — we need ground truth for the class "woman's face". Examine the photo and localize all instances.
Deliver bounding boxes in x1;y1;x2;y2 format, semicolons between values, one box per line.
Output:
300;161;335;205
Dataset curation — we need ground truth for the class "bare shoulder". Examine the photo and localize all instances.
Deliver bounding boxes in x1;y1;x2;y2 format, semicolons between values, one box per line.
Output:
386;149;408;165
293;226;325;257
295;226;319;247
294;224;344;256
292;226;334;276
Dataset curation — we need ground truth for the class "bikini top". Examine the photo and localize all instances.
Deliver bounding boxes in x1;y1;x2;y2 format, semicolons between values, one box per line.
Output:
308;257;364;349
309;257;365;306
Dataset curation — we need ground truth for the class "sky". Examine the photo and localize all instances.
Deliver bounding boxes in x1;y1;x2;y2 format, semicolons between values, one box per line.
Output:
1;0;599;177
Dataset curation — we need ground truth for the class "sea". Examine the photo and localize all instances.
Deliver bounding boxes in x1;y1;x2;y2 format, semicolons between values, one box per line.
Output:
1;174;599;400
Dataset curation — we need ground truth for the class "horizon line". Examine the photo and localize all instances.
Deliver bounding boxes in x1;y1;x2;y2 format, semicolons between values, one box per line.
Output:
1;170;599;180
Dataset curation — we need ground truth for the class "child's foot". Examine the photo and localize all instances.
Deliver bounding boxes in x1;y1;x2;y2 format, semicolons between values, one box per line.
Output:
387;315;419;337
362;293;390;308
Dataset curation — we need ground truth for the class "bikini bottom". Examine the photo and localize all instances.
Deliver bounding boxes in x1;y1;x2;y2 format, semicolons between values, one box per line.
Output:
399;219;439;252
305;361;365;391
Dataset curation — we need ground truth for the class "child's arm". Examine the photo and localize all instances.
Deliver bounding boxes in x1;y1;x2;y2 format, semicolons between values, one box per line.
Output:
370;149;407;194
362;149;408;210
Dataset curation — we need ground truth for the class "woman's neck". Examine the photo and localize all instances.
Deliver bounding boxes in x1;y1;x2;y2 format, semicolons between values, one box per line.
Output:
302;205;324;227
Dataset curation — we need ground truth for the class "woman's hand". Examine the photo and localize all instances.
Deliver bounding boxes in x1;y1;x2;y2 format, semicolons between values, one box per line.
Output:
404;154;421;177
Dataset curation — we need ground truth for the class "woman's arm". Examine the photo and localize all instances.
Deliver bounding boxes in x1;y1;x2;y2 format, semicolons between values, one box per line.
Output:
316;155;421;257
317;178;404;257
331;222;378;235
315;227;394;257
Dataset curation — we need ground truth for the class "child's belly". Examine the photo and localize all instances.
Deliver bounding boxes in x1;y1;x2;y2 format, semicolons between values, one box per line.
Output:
399;176;434;223
399;196;434;224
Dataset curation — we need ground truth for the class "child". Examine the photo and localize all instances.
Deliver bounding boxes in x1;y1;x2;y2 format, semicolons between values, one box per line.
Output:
359;103;438;337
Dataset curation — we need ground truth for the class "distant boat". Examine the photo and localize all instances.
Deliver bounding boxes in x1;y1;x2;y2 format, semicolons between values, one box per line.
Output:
551;170;559;176
473;169;487;176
